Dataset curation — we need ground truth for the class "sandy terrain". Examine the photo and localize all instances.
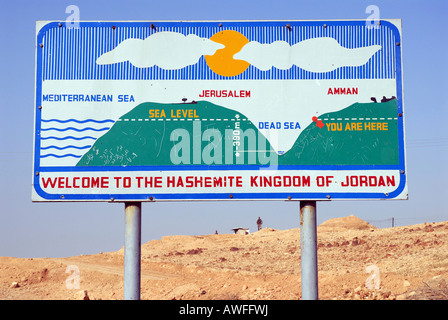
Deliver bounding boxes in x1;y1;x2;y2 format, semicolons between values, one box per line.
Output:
1;215;447;300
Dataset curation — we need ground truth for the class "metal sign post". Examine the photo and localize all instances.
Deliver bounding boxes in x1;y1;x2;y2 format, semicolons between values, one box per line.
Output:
300;201;318;300
124;202;141;300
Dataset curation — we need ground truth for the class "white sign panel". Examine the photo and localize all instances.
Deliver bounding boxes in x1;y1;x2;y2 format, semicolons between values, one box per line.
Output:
33;20;407;201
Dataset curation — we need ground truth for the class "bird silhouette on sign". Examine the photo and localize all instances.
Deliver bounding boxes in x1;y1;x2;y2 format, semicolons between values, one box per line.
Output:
381;96;396;103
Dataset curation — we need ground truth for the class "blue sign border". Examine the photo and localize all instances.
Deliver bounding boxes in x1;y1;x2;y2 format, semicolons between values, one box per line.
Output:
33;20;406;201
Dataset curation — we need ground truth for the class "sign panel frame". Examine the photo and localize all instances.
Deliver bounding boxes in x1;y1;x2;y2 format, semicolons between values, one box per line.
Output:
32;20;407;202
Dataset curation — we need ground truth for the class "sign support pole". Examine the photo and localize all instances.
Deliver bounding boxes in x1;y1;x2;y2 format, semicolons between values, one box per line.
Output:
300;200;318;300
124;202;142;300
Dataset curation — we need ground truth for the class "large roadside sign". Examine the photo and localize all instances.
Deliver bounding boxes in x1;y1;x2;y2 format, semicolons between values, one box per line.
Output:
32;20;407;201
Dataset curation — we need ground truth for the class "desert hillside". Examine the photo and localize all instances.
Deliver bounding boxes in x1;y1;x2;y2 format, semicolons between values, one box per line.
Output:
1;215;447;300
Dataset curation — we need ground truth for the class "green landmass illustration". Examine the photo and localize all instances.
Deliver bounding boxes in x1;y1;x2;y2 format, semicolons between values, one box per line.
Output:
281;99;399;165
76;99;399;167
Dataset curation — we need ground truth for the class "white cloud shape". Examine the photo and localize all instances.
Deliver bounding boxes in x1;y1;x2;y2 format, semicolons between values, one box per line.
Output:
233;37;381;73
96;32;224;69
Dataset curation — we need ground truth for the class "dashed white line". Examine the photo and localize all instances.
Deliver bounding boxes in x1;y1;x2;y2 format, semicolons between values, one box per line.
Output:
118;118;250;122
321;117;398;121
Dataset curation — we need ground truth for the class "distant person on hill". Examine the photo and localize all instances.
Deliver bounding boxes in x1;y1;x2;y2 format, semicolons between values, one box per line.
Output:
257;217;263;231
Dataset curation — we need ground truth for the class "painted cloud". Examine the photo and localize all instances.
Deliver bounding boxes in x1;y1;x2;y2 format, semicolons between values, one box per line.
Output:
233;37;381;73
96;32;224;69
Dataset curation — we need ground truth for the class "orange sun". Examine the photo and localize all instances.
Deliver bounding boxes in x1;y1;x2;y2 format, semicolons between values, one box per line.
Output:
205;30;250;77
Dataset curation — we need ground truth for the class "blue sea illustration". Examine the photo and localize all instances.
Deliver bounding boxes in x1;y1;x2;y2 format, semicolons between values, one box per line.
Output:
40;119;114;161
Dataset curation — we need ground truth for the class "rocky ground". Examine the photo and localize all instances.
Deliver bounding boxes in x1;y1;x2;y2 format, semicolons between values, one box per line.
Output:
1;215;447;300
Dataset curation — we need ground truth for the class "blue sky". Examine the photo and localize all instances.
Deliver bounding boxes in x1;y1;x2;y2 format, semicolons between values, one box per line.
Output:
0;0;447;258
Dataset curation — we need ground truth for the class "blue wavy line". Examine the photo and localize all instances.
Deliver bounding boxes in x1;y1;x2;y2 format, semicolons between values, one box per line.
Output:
41;136;97;140
41;145;92;150
41;154;82;158
41;127;110;132
42;119;115;124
